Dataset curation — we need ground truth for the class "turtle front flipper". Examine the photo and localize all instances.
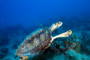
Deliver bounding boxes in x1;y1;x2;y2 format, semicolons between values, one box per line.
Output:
49;21;63;32
19;56;28;60
52;30;72;40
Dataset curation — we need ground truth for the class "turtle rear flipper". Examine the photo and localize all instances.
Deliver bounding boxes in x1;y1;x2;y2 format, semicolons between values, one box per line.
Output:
36;21;43;28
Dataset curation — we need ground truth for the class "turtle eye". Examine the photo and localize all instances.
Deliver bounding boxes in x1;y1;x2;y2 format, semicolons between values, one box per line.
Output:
20;57;23;59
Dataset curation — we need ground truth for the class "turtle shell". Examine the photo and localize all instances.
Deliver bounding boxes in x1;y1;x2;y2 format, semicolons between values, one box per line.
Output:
16;27;52;57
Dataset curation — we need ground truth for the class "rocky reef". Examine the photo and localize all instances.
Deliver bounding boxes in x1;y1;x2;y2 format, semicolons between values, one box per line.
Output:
0;18;90;60
29;33;90;60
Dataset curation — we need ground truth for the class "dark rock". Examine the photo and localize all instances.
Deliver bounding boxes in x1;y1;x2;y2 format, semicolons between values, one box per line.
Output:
1;48;9;54
0;36;9;46
12;43;18;49
0;53;7;59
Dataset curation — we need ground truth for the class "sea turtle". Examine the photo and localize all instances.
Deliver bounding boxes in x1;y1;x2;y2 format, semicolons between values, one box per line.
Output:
15;21;72;60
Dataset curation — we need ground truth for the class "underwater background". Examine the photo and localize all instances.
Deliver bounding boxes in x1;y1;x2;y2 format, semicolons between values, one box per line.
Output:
0;0;90;60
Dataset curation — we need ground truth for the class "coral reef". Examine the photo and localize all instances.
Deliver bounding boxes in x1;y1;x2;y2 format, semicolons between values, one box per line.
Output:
28;32;90;60
0;18;90;60
0;53;7;59
65;49;90;60
1;48;9;54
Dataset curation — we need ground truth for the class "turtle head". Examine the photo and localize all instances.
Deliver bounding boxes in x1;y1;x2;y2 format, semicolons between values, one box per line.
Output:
50;21;63;32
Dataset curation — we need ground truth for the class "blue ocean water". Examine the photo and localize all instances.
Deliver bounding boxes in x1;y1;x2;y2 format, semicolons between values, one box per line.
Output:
0;0;90;60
